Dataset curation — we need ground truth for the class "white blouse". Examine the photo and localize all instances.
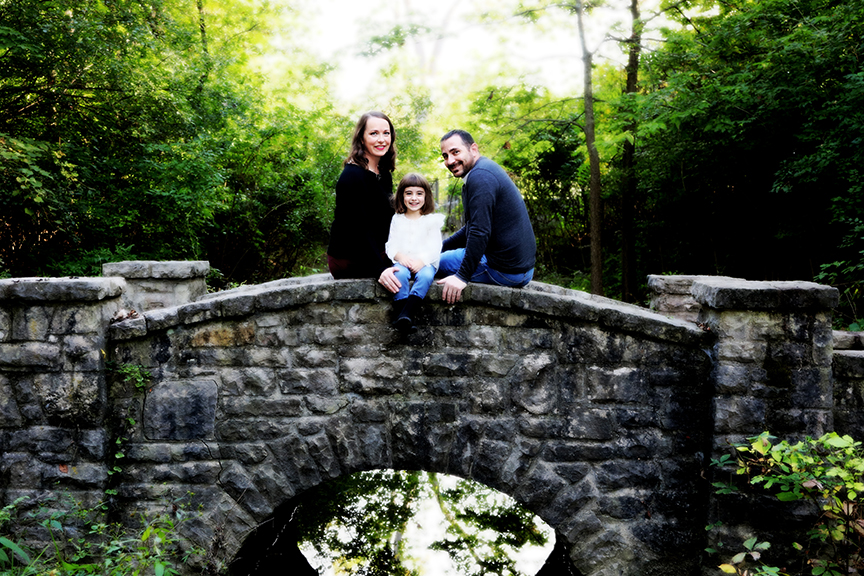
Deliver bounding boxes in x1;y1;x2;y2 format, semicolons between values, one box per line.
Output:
385;213;446;269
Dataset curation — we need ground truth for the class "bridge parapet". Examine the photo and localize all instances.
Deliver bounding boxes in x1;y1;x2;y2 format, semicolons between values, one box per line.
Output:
0;266;852;576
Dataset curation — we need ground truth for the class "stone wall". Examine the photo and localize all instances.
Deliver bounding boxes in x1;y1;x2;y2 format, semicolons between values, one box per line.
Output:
0;265;855;576
0;276;125;515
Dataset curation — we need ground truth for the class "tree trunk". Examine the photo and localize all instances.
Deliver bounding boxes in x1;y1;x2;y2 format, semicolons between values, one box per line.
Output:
621;0;642;302
576;1;604;296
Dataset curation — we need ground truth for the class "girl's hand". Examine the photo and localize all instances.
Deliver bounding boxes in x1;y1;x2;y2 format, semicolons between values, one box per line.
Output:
406;258;425;273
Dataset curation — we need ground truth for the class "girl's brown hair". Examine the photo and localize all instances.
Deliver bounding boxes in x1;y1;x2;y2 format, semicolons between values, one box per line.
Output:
344;111;397;173
395;173;435;215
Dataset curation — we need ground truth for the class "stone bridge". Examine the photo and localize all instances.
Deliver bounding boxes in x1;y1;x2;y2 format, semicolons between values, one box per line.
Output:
1;261;863;576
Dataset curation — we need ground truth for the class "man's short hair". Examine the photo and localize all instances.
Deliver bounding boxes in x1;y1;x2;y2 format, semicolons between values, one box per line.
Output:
441;129;475;147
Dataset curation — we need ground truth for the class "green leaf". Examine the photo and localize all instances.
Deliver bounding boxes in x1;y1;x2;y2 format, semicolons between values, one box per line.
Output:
777;492;801;501
0;536;31;564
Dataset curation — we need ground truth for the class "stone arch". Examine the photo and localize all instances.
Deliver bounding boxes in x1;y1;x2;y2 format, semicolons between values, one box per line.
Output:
105;275;714;576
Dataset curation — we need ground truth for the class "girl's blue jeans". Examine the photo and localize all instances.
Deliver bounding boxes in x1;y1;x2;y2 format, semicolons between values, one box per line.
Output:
393;263;436;300
437;249;534;288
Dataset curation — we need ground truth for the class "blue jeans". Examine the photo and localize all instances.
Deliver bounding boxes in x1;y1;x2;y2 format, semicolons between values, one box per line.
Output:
437;249;533;288
393;263;436;300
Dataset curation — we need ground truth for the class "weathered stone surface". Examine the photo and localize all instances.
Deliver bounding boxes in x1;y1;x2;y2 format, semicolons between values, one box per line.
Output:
102;260;209;279
0;342;62;369
142;380;218;440
835;331;864;350
0;277;125;302
692;277;839;311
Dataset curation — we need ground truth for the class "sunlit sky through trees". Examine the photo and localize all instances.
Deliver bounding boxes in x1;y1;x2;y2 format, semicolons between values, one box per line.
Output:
260;0;635;112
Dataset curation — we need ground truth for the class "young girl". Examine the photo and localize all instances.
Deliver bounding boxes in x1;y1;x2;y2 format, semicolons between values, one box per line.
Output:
384;173;446;332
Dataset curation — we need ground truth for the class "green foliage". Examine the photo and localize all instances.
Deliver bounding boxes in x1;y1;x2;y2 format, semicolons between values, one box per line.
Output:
113;363;151;392
293;470;551;576
428;473;548;576
0;493;198;576
713;432;864;576
294;469;422;575
461;84;591;279
0;0;341;285
630;0;864;315
715;534;781;576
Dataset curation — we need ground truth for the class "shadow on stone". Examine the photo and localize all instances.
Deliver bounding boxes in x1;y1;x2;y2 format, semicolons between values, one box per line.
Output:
536;534;584;576
228;498;317;576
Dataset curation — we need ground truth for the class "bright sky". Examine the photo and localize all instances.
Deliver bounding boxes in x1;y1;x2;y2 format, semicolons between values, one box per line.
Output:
293;0;631;110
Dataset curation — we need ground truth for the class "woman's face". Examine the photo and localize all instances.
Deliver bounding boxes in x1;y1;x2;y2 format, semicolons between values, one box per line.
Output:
362;117;392;161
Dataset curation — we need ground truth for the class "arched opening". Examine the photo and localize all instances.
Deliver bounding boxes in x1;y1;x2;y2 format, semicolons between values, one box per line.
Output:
228;469;578;575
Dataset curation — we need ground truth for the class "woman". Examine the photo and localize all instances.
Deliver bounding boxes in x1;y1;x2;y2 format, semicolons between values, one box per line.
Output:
327;111;397;279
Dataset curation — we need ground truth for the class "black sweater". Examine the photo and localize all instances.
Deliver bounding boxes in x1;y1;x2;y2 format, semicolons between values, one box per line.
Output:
442;157;536;281
327;164;394;276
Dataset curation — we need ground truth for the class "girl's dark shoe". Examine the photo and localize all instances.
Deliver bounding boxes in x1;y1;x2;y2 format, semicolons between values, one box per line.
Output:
393;295;422;334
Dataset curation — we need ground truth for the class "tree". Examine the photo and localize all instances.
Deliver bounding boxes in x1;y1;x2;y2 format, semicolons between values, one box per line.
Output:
633;0;864;323
0;0;344;283
289;470;552;576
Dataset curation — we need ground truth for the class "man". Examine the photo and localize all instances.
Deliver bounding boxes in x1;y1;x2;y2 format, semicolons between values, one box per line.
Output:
435;129;536;304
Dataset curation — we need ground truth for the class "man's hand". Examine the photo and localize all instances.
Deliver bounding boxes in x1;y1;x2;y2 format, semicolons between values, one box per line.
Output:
378;267;402;294
436;275;467;304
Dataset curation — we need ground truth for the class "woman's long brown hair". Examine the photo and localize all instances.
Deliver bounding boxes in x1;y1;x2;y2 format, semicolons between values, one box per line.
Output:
344;111;397;173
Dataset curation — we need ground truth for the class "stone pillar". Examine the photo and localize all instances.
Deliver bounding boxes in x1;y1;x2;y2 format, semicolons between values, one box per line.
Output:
102;260;209;313
0;277;125;518
693;277;838;560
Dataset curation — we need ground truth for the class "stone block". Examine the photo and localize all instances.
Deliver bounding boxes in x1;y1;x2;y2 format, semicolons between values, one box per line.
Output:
306;395;350;415
513;374;560;416
543;440;618;462
469;379;509;413
596;459;661;490
692;277;839;311
0;342;62;370
43;462;108;489
218;292;257;318
108;317;147;340
292;346;337;368
0;374;23;427
835;350;864;378
11;305;52;340
33;371;105;423
585;366;646;403
0;307;9;341
277;368;338;395
269;434;323;491
513;461;569;510
220;397;303;418
144;306;180;332
180;300;221;325
421;352;474;377
341;357;402;379
834;330;864;350
142;379;218;440
217;417;296;441
561;408;615;440
220;368;277;396
0;277;124;302
219;462;274;521
790;367;833;408
125;443;174;463
246;346;292;367
713;396;767;434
